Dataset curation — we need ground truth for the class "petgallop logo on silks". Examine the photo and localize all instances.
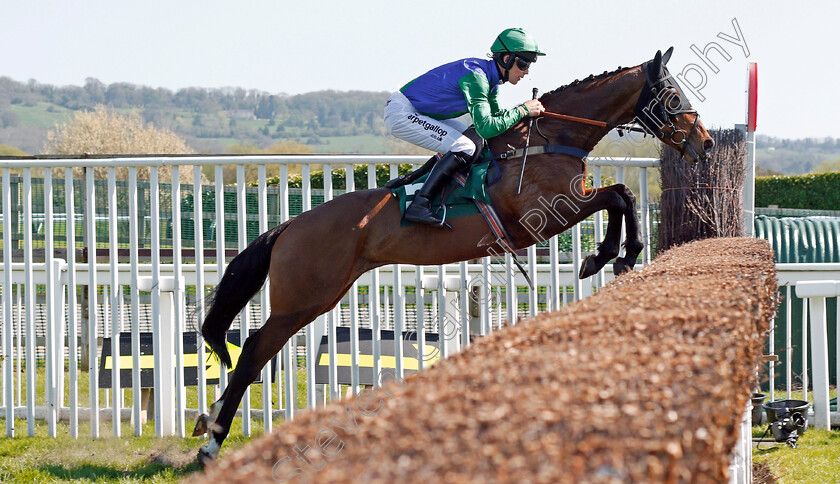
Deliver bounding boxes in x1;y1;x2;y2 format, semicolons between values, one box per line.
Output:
406;113;448;138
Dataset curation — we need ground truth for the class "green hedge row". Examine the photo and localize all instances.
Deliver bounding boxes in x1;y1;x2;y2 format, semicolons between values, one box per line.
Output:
755;172;840;210
251;164;415;190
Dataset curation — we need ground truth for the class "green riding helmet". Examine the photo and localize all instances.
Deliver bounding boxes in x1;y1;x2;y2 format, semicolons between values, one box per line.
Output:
491;28;546;63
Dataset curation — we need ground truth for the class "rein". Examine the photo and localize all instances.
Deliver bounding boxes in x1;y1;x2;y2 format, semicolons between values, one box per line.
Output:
498;110;642;163
499;57;704;171
541;110;649;135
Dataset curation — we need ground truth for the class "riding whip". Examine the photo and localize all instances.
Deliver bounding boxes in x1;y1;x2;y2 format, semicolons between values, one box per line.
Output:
516;87;538;195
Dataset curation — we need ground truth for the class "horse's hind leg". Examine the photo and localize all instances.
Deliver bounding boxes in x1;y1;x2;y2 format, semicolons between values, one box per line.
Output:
578;190;626;279
197;311;308;465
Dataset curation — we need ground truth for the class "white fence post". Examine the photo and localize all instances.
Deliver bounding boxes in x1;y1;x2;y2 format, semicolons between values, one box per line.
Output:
422;274;462;357
47;258;67;436
2;168;14;437
728;400;752;484
795;280;840;430
138;275;183;436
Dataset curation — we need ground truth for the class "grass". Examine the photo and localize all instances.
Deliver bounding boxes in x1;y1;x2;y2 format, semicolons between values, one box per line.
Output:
316;135;390;154
754;430;840;483
751;389;840;483
0;365;322;483
6;102;74;130
2;377;838;483
0;420;211;482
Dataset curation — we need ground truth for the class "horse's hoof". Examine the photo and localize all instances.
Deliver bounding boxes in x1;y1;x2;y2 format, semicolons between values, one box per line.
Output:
196;448;214;469
192;413;209;436
578;254;601;279
612;257;634;276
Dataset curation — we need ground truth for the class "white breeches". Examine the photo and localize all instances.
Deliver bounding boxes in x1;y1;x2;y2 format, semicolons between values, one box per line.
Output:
383;91;476;156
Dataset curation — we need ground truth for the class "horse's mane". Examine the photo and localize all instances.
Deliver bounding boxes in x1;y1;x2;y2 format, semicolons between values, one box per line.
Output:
543;65;634;97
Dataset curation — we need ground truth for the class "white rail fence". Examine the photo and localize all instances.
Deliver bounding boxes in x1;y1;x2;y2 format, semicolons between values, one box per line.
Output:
768;267;840;428
0;154;658;440
2;154;835;467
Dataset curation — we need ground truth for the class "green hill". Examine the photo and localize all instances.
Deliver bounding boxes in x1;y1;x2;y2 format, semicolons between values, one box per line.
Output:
1;77;837;170
0;77;392;154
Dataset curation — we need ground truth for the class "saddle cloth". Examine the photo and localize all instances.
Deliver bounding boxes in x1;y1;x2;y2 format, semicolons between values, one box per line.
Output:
391;158;517;252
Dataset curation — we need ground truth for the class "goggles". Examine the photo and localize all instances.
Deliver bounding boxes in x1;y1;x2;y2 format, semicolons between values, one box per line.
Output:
515;56;532;71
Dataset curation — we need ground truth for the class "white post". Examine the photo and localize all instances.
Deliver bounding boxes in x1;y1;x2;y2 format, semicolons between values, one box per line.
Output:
639;167;651;264
460;262;470;348
49;258;67;435
742;62;758;237
795;280;840;430
65;167;79;438
84;167;98;438
423;274;462;357
549;236;559;312
171;167;185;437
728;401;752;484
572;225;582;301
2;168;13;436
257;164;273;423
235;165;250;434
107;167;121;437
138;276;183;436
44;170;57;437
738;123;756;237
445;276;461;356
504;255;516;325
743;129;756;237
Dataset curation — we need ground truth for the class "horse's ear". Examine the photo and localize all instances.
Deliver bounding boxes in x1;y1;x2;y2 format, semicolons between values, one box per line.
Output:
652;50;663;73
662;46;674;65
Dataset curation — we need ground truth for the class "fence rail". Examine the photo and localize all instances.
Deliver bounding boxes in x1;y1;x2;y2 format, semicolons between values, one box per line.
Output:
764;266;840;428
4;154;835;447
0;155;662;440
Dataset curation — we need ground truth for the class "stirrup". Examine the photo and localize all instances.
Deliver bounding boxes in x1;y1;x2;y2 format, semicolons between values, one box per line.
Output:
404;197;452;229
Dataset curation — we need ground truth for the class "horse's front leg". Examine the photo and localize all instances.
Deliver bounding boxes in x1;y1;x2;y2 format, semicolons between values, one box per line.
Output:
599;184;643;275
577;188;626;279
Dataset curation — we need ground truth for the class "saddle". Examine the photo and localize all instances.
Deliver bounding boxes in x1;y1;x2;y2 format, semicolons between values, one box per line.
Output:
389;148;498;226
388;152;531;287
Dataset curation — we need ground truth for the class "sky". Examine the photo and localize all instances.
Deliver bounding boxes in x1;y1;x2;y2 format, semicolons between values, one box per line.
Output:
1;0;837;140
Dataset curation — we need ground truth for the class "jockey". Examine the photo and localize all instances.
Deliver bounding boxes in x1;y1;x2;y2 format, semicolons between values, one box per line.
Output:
384;27;546;227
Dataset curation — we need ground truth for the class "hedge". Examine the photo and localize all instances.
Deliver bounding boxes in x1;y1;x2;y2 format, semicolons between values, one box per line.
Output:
755;171;840;210
250;164;415;190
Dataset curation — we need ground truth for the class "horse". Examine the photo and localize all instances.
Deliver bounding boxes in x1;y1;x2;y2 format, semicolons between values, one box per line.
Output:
193;47;714;463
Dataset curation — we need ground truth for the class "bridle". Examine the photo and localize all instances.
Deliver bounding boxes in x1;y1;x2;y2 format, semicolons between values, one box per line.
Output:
503;58;703;165
633;60;701;158
532;61;701;157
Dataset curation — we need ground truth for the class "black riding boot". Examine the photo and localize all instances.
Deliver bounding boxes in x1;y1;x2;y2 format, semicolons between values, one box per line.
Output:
404;152;465;226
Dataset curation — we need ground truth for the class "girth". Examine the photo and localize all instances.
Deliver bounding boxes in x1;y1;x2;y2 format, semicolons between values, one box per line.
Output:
498;144;590;161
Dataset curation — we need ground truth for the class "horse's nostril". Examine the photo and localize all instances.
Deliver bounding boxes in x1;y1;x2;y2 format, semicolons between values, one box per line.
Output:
703;138;715;153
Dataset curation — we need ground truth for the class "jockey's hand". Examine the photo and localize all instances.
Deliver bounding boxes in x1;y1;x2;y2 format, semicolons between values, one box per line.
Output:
523;99;545;117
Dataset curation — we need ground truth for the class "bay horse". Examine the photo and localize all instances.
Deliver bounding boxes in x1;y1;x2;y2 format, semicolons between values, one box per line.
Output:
194;48;714;463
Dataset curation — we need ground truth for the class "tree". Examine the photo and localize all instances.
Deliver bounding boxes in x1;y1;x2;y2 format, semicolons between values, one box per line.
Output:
1;110;20;128
254;95;280;120
0;144;26;156
811;158;840;174
84;77;106;104
43;105;198;182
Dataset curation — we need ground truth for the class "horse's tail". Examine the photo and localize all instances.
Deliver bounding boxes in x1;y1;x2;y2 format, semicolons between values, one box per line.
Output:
201;220;291;368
